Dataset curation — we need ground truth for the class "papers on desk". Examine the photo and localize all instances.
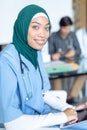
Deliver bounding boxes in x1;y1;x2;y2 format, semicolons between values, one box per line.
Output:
44;60;80;75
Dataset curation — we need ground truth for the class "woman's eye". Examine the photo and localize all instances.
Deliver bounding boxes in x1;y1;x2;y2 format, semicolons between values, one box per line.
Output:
45;27;50;31
32;26;39;30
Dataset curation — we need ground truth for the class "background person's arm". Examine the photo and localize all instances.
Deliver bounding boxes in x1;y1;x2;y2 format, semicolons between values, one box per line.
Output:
65;50;75;58
51;52;61;60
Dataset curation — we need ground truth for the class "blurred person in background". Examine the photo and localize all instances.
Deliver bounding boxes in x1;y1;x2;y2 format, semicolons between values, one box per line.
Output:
48;16;87;104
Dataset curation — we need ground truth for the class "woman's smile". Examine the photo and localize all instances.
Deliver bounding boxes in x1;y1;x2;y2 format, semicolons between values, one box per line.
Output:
34;38;46;45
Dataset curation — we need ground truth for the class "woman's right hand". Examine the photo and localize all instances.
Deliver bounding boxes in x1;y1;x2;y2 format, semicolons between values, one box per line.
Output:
64;108;78;124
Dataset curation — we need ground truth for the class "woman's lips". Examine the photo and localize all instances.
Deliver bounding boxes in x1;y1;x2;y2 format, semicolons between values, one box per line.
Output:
35;39;45;45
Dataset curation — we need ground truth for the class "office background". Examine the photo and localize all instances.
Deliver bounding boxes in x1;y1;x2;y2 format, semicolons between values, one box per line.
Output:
0;0;87;62
0;0;73;44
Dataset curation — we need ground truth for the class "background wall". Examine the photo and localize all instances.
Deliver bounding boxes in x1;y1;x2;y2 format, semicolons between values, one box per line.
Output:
0;0;73;44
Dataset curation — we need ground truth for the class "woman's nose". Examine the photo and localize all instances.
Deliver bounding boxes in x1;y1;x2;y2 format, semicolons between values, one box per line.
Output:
38;29;45;37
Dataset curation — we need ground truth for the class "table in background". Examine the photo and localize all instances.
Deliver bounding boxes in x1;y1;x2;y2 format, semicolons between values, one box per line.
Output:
44;57;87;80
44;57;87;97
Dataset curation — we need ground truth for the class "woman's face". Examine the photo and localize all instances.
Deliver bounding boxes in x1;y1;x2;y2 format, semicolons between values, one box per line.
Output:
27;16;50;50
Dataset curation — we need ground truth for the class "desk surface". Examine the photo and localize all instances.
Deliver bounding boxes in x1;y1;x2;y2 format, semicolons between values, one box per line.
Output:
0;127;60;130
44;57;87;79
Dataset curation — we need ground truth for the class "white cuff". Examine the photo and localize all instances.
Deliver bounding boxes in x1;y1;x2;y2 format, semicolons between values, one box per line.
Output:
4;113;67;130
43;90;74;111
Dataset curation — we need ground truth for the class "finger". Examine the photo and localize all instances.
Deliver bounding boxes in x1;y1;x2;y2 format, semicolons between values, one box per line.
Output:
69;118;78;124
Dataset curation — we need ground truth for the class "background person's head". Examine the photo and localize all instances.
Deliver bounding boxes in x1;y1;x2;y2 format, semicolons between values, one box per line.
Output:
59;16;73;37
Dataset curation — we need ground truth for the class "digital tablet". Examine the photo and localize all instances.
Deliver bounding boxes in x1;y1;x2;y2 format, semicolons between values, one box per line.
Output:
60;109;87;129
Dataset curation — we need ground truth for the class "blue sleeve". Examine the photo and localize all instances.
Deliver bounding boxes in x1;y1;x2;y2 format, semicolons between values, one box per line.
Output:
0;61;23;123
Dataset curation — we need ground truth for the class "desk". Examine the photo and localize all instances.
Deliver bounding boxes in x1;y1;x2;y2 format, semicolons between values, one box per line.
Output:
44;57;87;80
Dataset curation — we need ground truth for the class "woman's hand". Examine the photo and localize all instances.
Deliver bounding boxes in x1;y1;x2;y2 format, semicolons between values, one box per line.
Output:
64;108;78;124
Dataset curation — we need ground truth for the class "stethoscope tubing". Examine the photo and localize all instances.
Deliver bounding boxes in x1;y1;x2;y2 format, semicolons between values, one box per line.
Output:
18;52;44;100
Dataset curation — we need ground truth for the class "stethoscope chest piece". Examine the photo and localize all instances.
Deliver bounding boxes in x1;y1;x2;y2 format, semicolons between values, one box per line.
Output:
25;96;29;101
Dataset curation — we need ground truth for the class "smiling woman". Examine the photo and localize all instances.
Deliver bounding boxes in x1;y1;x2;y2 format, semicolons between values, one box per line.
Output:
0;4;87;130
28;15;50;50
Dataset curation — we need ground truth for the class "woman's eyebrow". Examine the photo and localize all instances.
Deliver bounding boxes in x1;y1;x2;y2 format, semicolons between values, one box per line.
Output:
31;21;50;26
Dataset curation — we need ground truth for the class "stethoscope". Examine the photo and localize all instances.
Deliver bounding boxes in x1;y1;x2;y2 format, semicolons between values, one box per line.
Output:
18;52;44;100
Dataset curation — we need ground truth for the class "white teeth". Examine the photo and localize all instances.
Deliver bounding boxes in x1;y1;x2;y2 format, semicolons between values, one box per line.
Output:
36;40;44;45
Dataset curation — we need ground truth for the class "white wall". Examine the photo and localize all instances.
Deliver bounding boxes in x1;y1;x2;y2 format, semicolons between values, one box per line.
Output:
76;28;87;57
0;0;73;44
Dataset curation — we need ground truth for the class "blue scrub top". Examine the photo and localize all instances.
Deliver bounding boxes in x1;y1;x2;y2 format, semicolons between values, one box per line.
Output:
0;44;87;129
0;44;51;123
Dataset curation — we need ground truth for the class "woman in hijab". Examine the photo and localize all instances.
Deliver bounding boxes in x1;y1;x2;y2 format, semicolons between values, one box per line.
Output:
0;4;86;130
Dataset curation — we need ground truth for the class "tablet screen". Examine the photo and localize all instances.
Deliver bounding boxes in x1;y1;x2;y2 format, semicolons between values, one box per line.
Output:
77;109;87;122
61;109;87;128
